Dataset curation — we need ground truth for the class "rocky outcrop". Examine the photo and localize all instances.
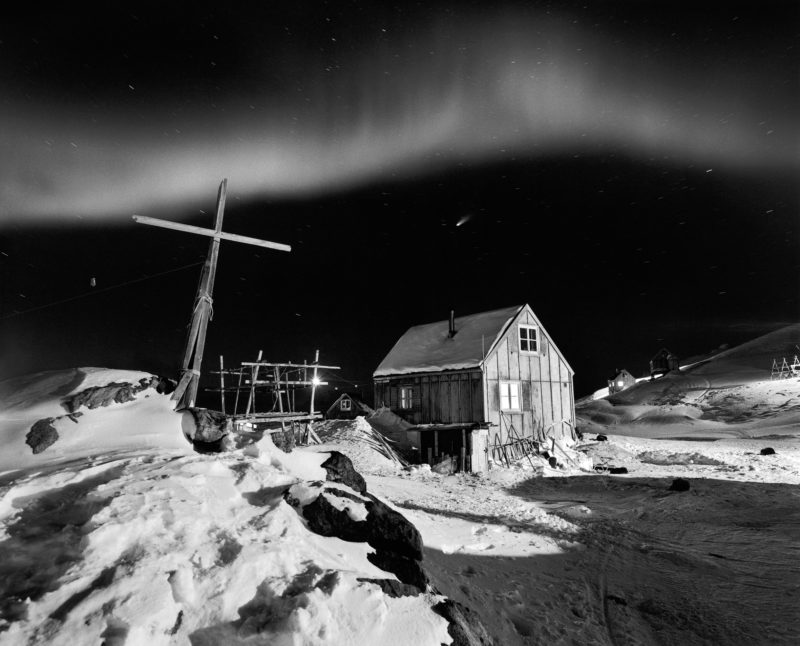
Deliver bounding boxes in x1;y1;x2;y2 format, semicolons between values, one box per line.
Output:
25;375;174;456
62;376;174;414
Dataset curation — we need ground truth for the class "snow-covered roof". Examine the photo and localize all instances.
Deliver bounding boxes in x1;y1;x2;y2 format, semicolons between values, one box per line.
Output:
374;305;524;377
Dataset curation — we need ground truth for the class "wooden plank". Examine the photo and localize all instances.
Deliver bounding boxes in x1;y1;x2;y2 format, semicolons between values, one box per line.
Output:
133;216;292;252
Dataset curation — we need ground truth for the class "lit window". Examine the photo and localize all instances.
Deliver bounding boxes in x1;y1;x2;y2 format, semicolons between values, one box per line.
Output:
519;325;538;353
340;398;352;411
616;380;624;388
499;382;520;410
400;387;414;409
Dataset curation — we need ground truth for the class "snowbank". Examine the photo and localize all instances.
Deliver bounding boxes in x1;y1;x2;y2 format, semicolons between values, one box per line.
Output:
0;368;189;474
0;369;489;645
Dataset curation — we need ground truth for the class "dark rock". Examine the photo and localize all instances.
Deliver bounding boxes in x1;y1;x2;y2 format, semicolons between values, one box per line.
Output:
365;494;423;560
366;550;428;591
182;408;232;443
357;578;423;598
548;456;558;468
321;451;367;494
271;427;296;453
63;375;172;413
26;418;59;454
596;434;608;442
606;594;627;606
609;467;628;474
154;377;176;395
669;478;690;492
760;447;776;456
432;599;494;646
301;492;369;543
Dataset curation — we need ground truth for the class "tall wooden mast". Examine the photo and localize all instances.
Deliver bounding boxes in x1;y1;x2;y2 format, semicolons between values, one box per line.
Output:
133;179;291;410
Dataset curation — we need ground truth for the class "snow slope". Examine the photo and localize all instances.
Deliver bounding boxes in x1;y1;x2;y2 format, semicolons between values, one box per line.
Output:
0;369;469;646
577;324;800;438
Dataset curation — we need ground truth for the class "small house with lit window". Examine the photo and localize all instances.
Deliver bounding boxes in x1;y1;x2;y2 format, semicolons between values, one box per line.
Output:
325;393;373;420
373;304;575;471
608;368;636;395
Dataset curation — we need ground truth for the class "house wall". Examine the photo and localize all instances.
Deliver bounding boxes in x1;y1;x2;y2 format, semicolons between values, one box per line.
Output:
373;369;483;425
483;308;574;445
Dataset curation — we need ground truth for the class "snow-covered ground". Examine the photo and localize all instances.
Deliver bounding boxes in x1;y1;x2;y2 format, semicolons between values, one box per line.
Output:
0;370;459;646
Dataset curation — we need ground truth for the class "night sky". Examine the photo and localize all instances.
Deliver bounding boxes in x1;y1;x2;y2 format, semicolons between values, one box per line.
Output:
1;1;798;401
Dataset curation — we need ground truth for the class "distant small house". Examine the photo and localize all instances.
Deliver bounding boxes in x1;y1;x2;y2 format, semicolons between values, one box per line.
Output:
608;368;636;394
649;348;679;378
373;304;575;472
325;393;373;420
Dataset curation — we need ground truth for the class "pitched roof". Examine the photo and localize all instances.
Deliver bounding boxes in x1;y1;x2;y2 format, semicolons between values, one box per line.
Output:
374;305;524;377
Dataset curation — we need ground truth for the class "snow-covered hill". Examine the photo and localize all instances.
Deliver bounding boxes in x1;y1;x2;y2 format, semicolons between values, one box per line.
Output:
577;324;800;438
0;369;488;645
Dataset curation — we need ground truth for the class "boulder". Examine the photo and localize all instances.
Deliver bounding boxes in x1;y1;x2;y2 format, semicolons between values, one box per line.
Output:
596;434;608;442
366;550;428;591
301;491;369;543
669;478;691;492
26;417;59;454
760;447;776;456
181;408;232;443
432;599;494;646
320;451;367;494
364;494;423;560
608;467;628;474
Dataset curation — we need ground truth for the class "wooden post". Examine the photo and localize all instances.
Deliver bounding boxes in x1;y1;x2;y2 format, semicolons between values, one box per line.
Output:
274;365;286;431
434;430;439;462
461;429;466;471
246;350;262;415
219;355;226;414
427;447;433;466
233;366;243;416
309;349;320;416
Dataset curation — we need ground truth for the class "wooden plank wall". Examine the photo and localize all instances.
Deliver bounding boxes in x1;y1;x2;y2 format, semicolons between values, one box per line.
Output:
374;370;483;424
483;308;574;443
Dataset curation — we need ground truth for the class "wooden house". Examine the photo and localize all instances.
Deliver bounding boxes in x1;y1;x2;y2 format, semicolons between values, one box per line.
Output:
373;304;575;471
649;348;679;379
608;368;636;394
325;393;373;420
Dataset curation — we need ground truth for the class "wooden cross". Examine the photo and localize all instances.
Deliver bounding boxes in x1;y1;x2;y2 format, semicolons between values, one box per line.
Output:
133;178;291;410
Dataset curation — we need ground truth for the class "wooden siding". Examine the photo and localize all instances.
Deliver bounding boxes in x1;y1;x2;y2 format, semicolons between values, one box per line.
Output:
483;307;574;444
374;369;483;425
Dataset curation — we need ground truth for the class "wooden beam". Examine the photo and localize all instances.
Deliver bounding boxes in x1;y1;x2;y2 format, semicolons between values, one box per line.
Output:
241;361;340;369
132;216;292;252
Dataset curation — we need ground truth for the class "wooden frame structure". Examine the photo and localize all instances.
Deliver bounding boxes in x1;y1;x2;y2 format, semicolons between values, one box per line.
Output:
209;350;340;434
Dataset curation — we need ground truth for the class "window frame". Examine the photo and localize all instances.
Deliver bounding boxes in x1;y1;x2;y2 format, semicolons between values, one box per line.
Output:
499;381;521;411
518;324;539;354
399;387;414;409
340;398;352;411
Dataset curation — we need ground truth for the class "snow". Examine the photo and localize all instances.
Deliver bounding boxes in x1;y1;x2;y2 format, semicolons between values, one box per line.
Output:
373;304;522;376
0;368;189;474
0;370;454;645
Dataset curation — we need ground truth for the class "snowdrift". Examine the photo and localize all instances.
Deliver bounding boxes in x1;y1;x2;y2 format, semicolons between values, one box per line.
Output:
577;324;800;438
0;369;489;645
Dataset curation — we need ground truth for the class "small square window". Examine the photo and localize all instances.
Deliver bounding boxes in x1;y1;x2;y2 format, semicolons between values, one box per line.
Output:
400;387;414;409
499;382;520;410
519;324;539;353
340;399;352;411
